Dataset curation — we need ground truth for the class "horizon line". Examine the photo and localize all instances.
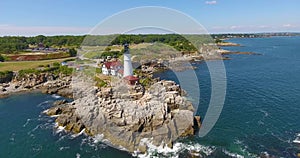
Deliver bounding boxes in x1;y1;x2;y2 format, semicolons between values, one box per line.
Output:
1;31;300;37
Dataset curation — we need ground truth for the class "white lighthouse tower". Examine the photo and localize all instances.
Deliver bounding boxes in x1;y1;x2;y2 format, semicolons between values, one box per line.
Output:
123;44;133;77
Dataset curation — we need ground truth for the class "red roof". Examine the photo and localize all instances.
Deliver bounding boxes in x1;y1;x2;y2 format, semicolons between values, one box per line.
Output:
104;61;122;69
124;75;139;81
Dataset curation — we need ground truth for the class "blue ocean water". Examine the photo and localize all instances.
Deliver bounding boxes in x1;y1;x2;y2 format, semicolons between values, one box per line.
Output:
156;36;300;157
0;37;300;157
0;93;132;158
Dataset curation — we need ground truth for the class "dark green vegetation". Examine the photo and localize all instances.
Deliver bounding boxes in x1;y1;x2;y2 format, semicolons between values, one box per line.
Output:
110;34;198;51
68;48;77;57
0;54;4;62
16;62;73;79
89;51;123;59
0;35;84;54
94;76;107;88
0;34;211;54
0;70;13;83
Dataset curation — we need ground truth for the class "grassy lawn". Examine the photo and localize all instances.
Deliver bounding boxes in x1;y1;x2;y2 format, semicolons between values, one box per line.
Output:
0;57;76;71
82;51;103;59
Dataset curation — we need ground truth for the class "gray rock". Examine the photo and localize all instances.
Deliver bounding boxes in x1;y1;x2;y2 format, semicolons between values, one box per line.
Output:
45;79;197;153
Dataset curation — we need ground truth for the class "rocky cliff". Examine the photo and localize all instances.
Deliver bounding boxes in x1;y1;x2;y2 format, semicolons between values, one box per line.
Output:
0;72;73;98
46;79;198;153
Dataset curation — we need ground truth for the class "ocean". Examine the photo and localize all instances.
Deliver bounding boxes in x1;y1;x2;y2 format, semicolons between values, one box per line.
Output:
0;36;300;157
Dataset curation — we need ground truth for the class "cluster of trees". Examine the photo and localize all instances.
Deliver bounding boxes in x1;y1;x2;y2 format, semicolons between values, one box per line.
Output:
116;34;198;51
68;48;77;57
84;34;199;52
0;34;218;54
0;70;13;83
0;54;4;62
0;35;84;54
17;62;73;79
0;36;28;53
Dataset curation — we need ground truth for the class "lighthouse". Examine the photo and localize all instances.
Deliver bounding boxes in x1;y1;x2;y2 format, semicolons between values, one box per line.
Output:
123;44;134;77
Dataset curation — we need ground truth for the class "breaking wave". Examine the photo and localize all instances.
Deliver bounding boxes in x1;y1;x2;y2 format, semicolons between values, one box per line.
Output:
293;133;300;144
51;94;62;99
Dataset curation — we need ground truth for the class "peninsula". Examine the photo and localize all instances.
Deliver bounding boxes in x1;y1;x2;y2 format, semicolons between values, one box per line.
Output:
0;33;261;154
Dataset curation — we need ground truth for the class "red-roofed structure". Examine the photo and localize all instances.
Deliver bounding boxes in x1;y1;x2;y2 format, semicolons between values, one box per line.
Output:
102;61;123;76
124;75;139;85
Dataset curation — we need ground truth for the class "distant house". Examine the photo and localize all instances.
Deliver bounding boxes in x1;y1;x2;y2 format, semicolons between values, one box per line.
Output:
38;42;45;49
102;61;123;76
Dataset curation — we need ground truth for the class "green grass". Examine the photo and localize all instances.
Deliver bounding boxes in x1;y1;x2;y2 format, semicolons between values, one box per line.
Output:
0;57;76;71
83;51;103;59
94;76;107;88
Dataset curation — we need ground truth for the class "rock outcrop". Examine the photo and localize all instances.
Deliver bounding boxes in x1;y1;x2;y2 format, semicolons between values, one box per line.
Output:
47;79;198;153
0;73;73;98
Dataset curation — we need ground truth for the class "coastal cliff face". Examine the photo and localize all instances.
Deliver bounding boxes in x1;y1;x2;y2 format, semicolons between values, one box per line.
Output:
46;79;197;153
0;72;73;98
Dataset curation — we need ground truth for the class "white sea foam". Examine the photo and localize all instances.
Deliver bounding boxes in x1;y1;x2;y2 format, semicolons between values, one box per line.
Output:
23;118;31;127
291;133;300;144
261;151;270;157
71;128;86;138
56;125;66;134
293;138;300;144
51;94;61;99
28;125;40;134
223;149;245;158
222;149;259;158
93;134;104;143
133;138;216;158
76;153;80;158
59;146;70;151
50;115;60;118
42;109;49;114
259;109;269;117
37;100;50;107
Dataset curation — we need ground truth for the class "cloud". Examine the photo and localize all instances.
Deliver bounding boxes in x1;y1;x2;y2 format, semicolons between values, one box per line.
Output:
282;24;296;28
205;0;217;5
0;25;91;36
230;25;243;30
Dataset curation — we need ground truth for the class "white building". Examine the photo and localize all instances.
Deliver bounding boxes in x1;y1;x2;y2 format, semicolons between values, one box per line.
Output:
102;61;122;76
123;44;134;77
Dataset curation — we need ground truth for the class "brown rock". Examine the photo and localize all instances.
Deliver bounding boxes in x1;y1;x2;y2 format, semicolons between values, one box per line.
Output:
46;107;62;116
194;116;201;130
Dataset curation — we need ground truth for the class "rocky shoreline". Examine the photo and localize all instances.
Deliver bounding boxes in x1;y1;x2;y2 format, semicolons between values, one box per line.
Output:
0;71;200;154
0;72;73;98
217;42;241;47
45;77;200;153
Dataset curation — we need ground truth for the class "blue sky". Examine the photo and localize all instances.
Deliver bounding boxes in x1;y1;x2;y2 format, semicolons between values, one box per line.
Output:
1;0;300;35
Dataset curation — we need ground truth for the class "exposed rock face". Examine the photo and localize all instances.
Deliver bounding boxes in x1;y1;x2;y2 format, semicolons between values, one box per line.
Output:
0;73;72;98
47;79;197;153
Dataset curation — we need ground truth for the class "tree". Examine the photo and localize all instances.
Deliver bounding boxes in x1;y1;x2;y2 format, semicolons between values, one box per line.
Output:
0;54;4;62
68;48;77;57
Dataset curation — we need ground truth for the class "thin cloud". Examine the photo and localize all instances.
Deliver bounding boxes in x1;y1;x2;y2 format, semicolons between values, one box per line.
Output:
205;1;217;5
282;24;296;28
